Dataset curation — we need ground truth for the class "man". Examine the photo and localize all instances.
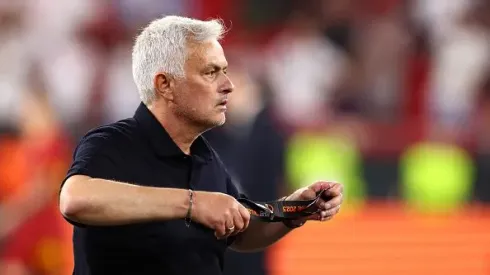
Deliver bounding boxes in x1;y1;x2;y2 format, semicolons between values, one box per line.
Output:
59;15;343;275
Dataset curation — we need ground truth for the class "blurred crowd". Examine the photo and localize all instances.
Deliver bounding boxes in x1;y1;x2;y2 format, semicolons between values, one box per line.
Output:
0;0;489;274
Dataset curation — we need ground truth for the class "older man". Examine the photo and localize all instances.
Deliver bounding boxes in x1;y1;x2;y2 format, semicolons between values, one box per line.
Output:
59;15;343;275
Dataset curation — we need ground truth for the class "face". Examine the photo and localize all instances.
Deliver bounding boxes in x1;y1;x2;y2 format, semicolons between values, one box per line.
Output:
156;39;234;131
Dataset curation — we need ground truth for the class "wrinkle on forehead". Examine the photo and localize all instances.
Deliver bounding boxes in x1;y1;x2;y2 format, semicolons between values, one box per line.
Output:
184;39;226;70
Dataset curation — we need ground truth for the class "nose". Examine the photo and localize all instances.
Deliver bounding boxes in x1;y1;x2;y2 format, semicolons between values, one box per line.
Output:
221;74;234;94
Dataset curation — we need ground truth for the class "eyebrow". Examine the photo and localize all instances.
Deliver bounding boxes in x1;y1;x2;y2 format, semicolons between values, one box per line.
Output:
204;63;228;71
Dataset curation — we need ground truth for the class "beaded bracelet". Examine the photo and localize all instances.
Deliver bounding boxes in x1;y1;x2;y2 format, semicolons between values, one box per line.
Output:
185;189;193;227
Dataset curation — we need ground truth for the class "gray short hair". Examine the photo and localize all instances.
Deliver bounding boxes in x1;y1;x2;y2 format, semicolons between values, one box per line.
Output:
132;15;226;105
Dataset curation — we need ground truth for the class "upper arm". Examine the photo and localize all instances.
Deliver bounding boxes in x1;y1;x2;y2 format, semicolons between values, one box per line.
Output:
61;174;91;192
61;131;121;191
59;130;122;226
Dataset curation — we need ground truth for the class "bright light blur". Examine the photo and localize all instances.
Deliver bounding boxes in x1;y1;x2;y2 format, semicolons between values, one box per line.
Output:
0;1;489;275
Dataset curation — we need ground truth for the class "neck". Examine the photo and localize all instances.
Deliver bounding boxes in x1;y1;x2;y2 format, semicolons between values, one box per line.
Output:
148;103;200;155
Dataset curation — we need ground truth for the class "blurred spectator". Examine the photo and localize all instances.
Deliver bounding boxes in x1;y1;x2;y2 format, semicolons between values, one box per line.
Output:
113;0;196;32
423;0;490;141
0;67;72;275
263;0;349;127
354;0;412;121
22;0;99;132
0;2;29;132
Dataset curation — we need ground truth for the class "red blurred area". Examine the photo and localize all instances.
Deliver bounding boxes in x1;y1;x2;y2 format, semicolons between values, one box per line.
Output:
0;0;489;274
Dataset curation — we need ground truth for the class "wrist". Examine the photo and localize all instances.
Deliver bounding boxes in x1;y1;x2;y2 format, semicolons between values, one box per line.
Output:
164;188;192;220
184;189;194;227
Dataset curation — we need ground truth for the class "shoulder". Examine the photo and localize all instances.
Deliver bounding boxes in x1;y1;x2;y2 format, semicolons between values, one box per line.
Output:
74;119;139;154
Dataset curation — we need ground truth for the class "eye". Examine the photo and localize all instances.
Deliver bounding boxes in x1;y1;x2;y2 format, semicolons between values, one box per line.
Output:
206;69;217;76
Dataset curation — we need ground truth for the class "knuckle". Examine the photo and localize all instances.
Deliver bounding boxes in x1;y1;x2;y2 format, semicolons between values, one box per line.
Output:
224;210;231;218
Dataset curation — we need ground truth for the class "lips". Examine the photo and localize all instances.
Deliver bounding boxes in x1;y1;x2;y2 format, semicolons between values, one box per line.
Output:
218;99;228;106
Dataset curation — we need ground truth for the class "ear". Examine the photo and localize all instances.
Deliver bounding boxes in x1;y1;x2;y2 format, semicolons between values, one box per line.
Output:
154;72;174;101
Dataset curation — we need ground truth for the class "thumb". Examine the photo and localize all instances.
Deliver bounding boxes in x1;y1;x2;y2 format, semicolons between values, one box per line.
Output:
300;188;317;200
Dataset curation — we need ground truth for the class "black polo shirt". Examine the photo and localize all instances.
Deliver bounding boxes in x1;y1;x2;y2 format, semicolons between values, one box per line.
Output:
62;102;243;275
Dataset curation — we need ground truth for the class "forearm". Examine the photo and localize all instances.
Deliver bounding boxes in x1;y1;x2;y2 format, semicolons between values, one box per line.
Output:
230;220;293;252
59;175;190;226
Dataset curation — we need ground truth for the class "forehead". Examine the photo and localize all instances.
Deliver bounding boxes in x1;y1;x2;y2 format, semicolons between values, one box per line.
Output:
185;39;227;68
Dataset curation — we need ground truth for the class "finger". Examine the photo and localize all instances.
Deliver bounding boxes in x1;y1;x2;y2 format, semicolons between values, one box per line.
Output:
310;181;332;193
315;198;328;209
321;205;341;218
301;188;317;200
231;210;244;234
222;219;236;238
316;192;342;210
216;225;233;240
306;212;322;221
323;194;343;211
214;222;226;239
325;183;343;197
238;206;250;232
336;183;344;193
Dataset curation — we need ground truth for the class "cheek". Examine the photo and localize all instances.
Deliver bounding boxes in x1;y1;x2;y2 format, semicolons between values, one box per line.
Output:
190;82;216;103
176;83;215;113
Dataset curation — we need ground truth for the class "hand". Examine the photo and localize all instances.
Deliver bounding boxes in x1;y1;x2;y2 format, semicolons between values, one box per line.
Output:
191;191;250;239
286;181;344;223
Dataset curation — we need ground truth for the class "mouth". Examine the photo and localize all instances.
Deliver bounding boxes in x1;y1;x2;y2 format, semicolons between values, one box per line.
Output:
217;99;228;107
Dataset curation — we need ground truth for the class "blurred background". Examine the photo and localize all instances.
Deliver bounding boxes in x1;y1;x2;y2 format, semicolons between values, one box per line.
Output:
0;0;489;274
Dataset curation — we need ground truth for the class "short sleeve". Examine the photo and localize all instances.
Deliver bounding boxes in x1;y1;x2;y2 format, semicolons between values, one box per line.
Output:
60;131;122;227
61;131;121;189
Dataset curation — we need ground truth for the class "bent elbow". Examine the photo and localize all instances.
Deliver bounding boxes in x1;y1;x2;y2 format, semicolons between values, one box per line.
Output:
59;190;80;219
59;176;89;221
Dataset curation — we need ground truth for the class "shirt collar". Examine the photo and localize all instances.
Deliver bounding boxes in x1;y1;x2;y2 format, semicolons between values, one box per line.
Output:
133;102;213;162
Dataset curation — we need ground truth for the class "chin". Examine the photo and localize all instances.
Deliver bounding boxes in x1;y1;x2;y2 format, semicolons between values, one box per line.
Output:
213;113;227;127
213;115;226;127
200;115;226;130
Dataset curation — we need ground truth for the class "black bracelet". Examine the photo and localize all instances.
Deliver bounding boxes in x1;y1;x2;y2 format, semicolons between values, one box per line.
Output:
185;189;193;227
